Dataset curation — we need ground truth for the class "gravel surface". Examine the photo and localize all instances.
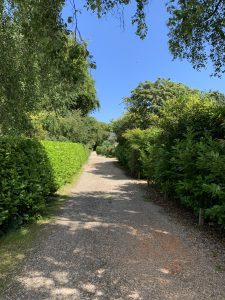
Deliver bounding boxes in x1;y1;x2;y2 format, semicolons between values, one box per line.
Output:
2;152;225;300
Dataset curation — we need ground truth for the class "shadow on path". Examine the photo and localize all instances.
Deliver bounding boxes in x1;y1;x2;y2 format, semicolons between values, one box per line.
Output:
2;155;225;300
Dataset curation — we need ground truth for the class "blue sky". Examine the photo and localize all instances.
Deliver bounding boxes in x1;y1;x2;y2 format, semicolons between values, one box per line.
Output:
63;1;225;123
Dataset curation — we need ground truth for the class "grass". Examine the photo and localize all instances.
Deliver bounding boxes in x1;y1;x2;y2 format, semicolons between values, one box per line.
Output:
0;220;48;291
0;166;84;292
215;264;225;272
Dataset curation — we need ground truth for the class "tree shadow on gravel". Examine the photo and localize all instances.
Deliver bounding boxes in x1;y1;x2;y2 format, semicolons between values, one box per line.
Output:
87;159;135;181
2;154;225;300
1;183;206;300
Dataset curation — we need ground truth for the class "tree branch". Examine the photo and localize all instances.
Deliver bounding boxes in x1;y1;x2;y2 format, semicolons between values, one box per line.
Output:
203;0;223;22
70;0;84;42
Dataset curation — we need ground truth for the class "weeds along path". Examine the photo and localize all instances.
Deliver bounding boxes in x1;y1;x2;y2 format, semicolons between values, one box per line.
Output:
2;152;225;300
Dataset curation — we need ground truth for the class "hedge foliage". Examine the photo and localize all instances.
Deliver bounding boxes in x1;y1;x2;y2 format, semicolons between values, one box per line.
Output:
115;94;225;226
0;138;89;231
41;141;89;188
32;111;110;149
96;141;116;157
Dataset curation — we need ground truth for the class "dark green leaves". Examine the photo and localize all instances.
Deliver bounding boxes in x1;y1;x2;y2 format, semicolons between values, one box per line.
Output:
167;0;225;76
0;137;89;231
0;1;99;134
115;78;225;226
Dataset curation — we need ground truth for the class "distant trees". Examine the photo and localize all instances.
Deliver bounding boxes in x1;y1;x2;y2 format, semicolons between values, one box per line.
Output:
31;111;110;149
123;79;198;129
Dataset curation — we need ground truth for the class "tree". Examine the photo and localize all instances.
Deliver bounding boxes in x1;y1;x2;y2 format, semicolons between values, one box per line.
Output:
31;111;109;148
167;0;225;76
85;0;225;75
2;1;225;76
112;113;137;143
123;78;198;129
0;0;99;135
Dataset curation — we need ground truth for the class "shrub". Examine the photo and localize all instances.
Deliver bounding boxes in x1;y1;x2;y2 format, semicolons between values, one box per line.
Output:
0;138;89;231
115;92;225;226
116;127;161;178
115;143;129;166
96;139;117;158
41;141;89;188
170;133;225;217
96;131;118;157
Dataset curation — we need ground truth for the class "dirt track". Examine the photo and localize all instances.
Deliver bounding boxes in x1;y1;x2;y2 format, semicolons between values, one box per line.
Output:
2;152;225;300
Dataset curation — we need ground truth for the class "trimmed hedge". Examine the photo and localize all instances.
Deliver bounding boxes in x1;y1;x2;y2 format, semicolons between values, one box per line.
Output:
0;138;89;231
41;141;89;188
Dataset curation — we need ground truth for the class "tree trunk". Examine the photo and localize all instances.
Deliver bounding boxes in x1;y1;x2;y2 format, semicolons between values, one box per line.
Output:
198;208;205;226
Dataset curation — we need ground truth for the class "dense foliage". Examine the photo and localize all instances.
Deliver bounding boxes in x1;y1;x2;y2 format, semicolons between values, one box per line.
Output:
31;111;109;148
96;132;117;157
96;141;115;157
167;0;225;76
115;78;225;226
0;0;99;135
41;140;89;188
123;78;198;129
0;138;89;231
84;0;225;75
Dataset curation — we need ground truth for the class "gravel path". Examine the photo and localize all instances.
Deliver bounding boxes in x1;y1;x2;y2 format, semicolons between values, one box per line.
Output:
2;152;225;300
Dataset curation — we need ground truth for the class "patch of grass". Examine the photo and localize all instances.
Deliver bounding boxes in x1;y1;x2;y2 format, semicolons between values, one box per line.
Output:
215;264;225;272
0;221;47;291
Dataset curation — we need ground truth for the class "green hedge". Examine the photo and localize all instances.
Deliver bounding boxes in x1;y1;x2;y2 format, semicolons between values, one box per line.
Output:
96;141;116;157
116;96;225;226
0;138;89;231
41;141;89;188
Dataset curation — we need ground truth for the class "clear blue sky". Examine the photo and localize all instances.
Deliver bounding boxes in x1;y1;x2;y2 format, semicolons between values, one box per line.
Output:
63;1;225;123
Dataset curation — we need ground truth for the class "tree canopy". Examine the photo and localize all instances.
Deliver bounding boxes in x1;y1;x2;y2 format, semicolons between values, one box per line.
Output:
86;0;225;76
123;78;200;129
167;0;225;76
0;0;99;135
2;0;225;77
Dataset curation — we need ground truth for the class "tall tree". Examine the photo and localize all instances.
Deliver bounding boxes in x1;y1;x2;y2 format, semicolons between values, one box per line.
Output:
123;78;198;129
3;1;225;75
84;0;225;75
0;0;99;134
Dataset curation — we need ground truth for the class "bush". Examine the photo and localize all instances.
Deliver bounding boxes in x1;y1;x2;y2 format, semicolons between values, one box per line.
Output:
115;143;129;166
115;93;225;226
115;127;161;178
170;133;225;217
0;138;89;231
42;141;89;188
96;140;116;157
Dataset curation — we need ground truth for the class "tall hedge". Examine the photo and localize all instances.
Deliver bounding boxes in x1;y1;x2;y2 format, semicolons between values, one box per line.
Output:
0;138;89;231
41;141;89;188
116;95;225;226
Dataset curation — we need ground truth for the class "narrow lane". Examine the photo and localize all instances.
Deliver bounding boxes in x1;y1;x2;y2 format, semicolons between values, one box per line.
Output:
2;152;225;300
